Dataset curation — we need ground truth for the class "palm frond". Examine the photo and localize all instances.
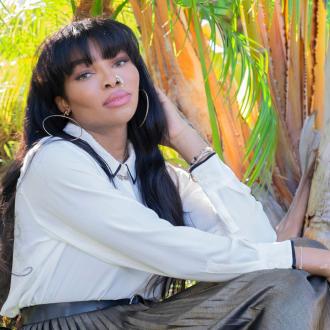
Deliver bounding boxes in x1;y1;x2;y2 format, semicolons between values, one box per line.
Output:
0;0;73;160
91;0;103;16
172;0;278;185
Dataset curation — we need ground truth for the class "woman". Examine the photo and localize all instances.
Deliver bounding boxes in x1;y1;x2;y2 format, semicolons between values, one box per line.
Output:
0;17;329;330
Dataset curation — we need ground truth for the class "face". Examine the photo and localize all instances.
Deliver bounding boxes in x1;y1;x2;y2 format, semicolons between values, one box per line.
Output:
55;42;140;134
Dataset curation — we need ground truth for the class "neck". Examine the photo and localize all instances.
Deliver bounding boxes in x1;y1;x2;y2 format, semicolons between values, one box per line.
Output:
87;125;129;163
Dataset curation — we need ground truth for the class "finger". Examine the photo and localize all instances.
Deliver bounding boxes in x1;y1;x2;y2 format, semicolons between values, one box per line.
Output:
155;87;164;95
155;87;166;102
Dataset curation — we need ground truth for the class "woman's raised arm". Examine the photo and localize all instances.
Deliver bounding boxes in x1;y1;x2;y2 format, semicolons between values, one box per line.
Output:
164;98;330;282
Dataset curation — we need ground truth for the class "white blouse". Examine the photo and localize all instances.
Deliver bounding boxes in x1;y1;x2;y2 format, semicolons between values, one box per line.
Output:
0;122;293;318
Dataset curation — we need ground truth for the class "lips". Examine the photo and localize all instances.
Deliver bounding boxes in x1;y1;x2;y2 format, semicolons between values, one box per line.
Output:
103;90;131;108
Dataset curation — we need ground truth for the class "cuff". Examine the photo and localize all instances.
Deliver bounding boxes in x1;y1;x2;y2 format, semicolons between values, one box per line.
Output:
188;153;241;234
189;152;217;172
290;240;297;269
258;240;293;270
189;152;240;190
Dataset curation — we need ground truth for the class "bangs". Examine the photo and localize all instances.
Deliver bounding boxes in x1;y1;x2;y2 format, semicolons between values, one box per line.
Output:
50;18;140;77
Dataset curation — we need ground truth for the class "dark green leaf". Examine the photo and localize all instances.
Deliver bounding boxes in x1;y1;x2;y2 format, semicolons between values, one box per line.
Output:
91;0;103;17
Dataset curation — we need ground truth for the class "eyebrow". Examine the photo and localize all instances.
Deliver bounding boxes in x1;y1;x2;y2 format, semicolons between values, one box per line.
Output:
70;51;128;71
69;58;92;71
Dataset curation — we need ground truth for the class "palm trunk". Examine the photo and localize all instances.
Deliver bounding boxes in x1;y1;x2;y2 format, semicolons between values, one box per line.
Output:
304;40;330;248
241;0;329;245
128;0;249;177
75;0;113;20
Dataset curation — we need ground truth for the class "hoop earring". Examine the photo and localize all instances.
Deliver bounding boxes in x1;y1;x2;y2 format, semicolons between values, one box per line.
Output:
42;112;83;141
138;89;149;128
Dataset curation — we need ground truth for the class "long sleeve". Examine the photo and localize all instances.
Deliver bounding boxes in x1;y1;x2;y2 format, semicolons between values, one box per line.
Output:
166;163;228;235
20;140;293;282
178;153;278;243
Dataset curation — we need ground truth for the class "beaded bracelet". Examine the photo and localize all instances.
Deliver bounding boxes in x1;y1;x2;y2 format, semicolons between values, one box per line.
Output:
188;146;216;174
189;146;214;166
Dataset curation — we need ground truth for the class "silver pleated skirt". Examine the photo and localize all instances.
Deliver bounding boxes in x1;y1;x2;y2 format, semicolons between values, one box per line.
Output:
20;239;330;330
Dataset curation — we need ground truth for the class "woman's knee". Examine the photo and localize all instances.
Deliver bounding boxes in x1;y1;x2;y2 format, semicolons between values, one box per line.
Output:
262;269;326;328
269;269;314;303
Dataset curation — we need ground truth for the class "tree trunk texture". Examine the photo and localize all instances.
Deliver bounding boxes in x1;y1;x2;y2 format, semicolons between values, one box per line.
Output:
304;41;330;248
249;0;329;247
127;0;250;178
74;0;113;20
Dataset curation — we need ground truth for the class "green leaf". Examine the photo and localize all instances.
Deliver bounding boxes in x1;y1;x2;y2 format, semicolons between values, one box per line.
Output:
191;1;223;159
111;0;129;20
70;0;76;14
0;0;72;162
3;140;18;160
174;0;193;9
91;0;103;17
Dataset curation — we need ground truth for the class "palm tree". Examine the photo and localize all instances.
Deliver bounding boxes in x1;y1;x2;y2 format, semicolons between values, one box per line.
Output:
1;0;329;247
0;0;329;327
0;0;73;167
1;0;329;264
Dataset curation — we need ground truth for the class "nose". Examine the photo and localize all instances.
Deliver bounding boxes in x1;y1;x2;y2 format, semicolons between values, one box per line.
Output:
103;73;123;88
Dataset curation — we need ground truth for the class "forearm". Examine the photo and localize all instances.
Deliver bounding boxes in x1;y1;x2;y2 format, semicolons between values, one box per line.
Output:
170;125;209;164
294;246;330;278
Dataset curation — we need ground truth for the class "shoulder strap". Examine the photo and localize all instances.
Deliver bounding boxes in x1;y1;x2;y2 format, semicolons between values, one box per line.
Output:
54;133;118;189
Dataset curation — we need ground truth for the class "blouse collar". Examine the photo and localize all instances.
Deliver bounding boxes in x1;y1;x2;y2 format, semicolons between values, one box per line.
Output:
63;122;137;184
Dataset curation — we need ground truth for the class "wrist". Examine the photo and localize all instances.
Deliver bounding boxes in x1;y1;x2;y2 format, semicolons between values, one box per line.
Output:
294;246;330;278
189;146;216;172
170;126;209;164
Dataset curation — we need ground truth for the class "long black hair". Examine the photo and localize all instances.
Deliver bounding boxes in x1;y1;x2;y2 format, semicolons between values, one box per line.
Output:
0;17;186;307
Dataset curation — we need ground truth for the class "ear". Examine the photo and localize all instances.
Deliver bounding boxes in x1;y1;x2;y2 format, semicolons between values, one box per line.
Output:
54;96;70;114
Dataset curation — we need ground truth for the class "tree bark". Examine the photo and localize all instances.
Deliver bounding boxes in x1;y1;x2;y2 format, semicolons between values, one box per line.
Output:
304;42;330;248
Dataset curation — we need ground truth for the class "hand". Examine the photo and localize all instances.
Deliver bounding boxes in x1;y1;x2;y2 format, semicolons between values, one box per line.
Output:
155;87;209;162
155;87;191;147
320;261;330;281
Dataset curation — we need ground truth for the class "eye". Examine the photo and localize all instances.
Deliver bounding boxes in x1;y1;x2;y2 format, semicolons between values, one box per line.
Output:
115;58;129;67
76;72;93;80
